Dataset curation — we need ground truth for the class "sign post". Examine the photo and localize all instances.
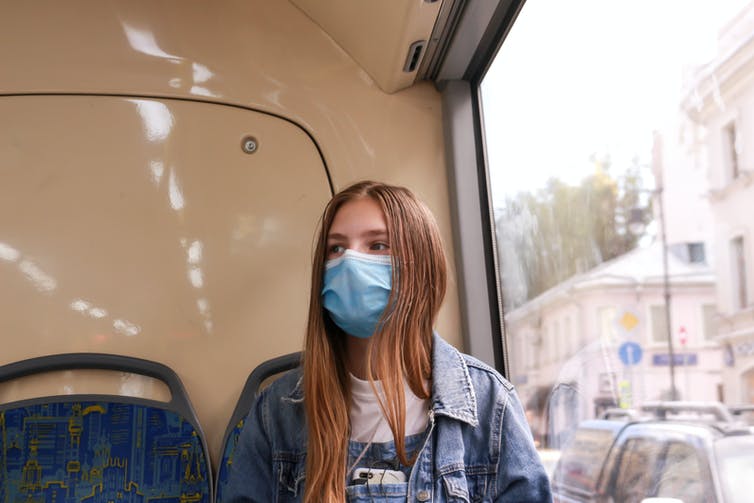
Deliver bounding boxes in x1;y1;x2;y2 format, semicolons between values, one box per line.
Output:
617;341;642;408
679;325;688;399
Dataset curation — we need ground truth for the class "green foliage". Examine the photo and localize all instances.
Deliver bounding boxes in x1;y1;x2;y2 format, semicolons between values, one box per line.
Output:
496;158;651;310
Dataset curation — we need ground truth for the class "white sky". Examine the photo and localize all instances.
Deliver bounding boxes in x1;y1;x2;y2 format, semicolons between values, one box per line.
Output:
481;0;750;203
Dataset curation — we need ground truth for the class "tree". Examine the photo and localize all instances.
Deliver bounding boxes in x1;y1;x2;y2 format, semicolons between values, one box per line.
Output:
496;157;650;310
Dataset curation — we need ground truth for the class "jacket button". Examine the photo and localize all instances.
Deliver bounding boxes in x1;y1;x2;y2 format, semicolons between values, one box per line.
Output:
417;490;431;501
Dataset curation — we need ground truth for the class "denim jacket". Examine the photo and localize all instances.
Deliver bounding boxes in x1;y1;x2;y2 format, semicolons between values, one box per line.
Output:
224;334;552;502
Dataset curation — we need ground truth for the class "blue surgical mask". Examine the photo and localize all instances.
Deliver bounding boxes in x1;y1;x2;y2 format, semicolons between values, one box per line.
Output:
321;249;392;338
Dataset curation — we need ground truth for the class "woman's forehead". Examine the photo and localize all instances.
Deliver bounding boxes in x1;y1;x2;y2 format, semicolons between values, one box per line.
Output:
329;197;387;236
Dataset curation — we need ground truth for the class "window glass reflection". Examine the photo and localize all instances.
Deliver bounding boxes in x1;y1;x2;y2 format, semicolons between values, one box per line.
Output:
481;0;754;497
656;442;708;503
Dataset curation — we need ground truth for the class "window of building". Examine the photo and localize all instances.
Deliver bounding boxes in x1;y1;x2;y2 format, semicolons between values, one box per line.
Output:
722;121;740;181
689;242;706;263
732;236;749;310
702;304;717;341
669;242;706;264
650;305;669;343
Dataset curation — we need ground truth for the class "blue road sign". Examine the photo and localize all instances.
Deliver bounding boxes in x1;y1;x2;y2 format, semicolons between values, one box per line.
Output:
618;341;643;366
652;353;698;366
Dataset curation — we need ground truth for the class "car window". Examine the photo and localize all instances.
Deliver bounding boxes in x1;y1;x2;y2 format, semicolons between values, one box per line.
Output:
612;438;664;503
553;426;617;493
656;441;710;503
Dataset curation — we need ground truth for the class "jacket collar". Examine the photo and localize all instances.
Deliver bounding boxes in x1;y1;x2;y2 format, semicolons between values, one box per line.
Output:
286;333;479;427
430;333;478;427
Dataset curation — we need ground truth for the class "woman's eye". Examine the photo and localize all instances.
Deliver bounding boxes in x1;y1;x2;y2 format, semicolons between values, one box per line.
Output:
329;244;345;255
370;242;389;251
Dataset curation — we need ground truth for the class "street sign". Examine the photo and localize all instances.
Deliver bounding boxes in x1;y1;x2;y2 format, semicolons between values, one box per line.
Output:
614;307;642;338
618;341;643;366
618;380;632;409
679;326;688;346
652;353;698;366
618;311;639;331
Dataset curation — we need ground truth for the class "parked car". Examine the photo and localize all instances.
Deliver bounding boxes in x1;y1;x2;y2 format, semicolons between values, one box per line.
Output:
729;405;754;429
551;402;754;503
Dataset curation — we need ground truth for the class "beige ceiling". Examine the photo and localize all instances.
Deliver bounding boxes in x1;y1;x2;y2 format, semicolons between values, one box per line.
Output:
291;0;443;93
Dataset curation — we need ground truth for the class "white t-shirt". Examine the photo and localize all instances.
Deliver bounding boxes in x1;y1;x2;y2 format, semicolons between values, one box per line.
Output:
348;373;430;442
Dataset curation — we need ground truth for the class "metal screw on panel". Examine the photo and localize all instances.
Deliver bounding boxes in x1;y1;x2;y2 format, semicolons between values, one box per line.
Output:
241;136;258;154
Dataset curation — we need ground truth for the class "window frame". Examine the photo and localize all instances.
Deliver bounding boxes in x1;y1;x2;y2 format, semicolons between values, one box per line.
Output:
436;0;527;375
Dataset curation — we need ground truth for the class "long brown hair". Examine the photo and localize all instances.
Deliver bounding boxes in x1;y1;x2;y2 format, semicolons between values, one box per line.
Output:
303;180;447;502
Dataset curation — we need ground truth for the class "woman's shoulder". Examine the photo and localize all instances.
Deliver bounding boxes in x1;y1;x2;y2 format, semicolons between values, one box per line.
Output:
250;367;306;441
460;353;515;393
432;333;514;394
431;334;521;428
257;366;304;404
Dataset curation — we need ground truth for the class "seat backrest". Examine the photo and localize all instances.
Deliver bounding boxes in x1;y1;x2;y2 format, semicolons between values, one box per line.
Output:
0;353;212;503
215;352;301;502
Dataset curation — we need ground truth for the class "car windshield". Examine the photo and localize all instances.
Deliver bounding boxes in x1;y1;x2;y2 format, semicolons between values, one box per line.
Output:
715;436;754;503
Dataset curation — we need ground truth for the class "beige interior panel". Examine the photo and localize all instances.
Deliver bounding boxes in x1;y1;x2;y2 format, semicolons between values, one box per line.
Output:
291;0;442;93
0;95;331;460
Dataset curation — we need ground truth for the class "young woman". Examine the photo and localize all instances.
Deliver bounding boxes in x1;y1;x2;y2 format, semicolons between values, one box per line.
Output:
225;181;551;502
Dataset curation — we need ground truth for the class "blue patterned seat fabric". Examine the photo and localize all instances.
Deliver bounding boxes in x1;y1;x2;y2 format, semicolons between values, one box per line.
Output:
1;400;210;503
215;352;300;503
215;417;245;503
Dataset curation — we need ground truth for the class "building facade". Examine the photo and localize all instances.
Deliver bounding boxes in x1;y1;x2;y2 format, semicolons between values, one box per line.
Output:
681;1;754;405
506;242;719;448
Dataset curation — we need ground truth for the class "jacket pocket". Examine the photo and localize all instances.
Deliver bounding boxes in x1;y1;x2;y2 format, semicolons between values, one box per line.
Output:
345;482;409;502
441;469;494;503
275;452;306;501
441;470;471;503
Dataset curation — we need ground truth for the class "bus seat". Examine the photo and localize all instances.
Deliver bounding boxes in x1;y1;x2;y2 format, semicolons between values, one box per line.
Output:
215;352;301;502
0;353;212;503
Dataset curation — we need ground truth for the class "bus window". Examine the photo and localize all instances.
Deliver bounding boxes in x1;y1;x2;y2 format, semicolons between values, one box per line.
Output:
480;0;753;472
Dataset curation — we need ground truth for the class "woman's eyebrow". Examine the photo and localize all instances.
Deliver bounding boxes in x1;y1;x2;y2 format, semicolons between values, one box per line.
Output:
361;229;388;237
327;229;387;240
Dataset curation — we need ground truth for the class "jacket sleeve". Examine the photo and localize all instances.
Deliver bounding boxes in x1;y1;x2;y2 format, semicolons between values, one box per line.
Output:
222;390;275;503
495;388;553;502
